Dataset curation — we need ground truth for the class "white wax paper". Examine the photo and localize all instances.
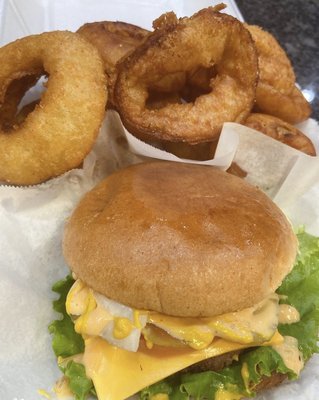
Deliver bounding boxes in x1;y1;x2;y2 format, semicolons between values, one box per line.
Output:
0;1;318;400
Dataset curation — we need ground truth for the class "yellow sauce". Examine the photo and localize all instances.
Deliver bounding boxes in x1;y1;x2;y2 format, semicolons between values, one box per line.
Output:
215;388;243;400
241;362;250;391
205;293;279;344
278;304;300;324
67;279;281;352
272;336;304;375
150;394;169;400
113;317;135;339
74;290;97;334
66;279;88;316
37;389;51;399
134;309;143;329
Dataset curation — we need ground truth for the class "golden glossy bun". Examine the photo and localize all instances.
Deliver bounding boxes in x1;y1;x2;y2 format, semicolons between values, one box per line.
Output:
63;161;298;317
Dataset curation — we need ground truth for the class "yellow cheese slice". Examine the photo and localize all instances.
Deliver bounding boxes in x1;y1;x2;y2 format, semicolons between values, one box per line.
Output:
83;332;283;400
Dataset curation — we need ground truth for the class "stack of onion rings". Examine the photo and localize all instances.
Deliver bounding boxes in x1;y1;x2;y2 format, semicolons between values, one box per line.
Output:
0;7;313;186
75;7;313;156
246;24;311;124
0;31;107;185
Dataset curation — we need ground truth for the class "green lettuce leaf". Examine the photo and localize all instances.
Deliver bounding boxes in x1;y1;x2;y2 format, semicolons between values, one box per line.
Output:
140;230;319;399
49;275;95;399
62;361;95;400
240;346;296;384
140;346;295;400
140;369;246;400
49;275;84;357
277;229;319;360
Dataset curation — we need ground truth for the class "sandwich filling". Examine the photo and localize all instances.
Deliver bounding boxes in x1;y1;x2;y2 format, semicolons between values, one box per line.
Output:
49;229;319;400
66;279;281;351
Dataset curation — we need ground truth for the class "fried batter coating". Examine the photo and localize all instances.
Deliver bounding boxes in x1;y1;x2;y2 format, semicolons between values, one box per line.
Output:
244;113;316;156
77;21;149;106
115;8;258;144
0;31;107;185
152;11;178;30
254;84;312;125
246;25;311;124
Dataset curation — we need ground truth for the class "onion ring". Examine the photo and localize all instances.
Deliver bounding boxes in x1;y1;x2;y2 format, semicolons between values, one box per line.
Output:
0;31;107;185
246;24;311;124
254;84;312;125
114;7;258;143
244;113;316;156
77;21;149;107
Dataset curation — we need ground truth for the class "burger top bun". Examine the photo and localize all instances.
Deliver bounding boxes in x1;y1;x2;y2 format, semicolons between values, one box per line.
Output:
63;161;298;317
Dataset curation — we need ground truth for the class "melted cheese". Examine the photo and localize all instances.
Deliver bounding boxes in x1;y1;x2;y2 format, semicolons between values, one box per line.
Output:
82;333;283;400
204;293;279;344
149;314;214;349
67;280;280;352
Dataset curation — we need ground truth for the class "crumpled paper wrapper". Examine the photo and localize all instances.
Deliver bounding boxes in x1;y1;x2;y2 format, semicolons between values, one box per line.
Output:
122;117;319;234
1;0;319;399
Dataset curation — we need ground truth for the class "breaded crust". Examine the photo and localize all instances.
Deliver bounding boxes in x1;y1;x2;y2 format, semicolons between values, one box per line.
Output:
78;21;149;106
0;31;107;185
246;25;311;124
244;113;316;156
114;7;258;143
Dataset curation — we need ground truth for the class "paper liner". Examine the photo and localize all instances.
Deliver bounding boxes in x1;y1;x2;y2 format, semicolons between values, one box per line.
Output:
121;118;319;224
122;118;239;169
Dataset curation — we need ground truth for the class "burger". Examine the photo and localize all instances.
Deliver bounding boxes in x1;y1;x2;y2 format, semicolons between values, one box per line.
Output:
49;161;319;400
